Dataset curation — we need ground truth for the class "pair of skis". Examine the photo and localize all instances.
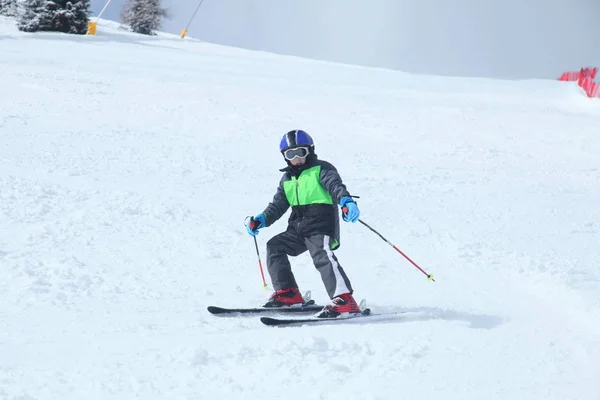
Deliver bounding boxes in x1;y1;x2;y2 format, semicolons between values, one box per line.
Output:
207;292;372;327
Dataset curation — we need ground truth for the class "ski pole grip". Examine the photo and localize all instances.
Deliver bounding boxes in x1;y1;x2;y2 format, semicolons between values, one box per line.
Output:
245;215;258;231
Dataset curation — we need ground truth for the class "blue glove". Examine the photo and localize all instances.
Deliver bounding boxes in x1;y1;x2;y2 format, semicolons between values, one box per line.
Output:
340;196;359;223
246;213;266;236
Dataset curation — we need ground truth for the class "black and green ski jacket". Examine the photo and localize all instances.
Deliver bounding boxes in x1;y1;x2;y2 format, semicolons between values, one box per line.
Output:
262;156;351;250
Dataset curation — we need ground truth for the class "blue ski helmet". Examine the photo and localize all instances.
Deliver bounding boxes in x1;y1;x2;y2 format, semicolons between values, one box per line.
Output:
279;129;314;152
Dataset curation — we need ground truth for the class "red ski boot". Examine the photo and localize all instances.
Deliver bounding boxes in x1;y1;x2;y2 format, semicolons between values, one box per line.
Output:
263;287;305;308
314;293;361;318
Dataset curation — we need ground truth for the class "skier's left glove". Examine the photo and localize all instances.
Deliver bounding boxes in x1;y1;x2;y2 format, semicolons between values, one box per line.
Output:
246;213;266;236
340;196;359;223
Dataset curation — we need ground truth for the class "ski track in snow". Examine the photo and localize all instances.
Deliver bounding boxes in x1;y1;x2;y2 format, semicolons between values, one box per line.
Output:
1;17;600;400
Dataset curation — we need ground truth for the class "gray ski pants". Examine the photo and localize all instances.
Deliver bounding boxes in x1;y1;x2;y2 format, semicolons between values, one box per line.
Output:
266;230;353;299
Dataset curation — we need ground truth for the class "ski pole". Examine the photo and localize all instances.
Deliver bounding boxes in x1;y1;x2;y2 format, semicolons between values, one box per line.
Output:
343;210;435;282
246;216;269;290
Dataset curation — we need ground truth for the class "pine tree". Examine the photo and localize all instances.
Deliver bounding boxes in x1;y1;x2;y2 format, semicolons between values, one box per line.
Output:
17;0;52;32
50;0;91;34
121;0;167;36
0;0;18;17
17;0;90;34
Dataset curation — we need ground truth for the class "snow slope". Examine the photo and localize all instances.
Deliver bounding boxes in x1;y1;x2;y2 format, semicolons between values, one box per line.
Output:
1;17;600;400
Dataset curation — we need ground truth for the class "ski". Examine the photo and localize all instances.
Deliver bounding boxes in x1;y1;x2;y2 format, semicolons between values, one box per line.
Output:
260;308;372;326
207;301;324;315
207;291;324;315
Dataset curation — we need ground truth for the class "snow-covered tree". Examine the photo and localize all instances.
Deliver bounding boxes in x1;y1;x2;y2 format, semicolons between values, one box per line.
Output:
0;0;19;17
120;0;167;36
17;0;90;34
49;0;91;34
17;0;52;32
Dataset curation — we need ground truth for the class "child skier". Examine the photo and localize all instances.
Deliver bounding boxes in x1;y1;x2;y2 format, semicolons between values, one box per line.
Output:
245;129;361;318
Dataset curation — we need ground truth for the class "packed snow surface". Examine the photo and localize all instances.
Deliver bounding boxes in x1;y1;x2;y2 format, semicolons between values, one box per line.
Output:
1;17;599;400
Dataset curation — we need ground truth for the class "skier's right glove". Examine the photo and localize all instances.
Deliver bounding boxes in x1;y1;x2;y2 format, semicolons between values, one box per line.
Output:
246;213;266;236
340;196;360;223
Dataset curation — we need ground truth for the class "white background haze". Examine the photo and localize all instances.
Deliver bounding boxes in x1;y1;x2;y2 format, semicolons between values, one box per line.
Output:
90;0;600;79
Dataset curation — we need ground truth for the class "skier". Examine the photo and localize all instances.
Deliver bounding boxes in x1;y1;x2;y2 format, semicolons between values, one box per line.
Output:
245;129;361;318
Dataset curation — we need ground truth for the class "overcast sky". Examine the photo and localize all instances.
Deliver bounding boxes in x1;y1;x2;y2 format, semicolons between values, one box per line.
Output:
91;0;600;79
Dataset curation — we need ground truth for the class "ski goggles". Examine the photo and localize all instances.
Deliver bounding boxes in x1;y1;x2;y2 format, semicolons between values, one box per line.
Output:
283;146;309;160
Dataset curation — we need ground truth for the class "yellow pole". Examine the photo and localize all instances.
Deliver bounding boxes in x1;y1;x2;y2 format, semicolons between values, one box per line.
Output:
87;0;113;35
180;0;206;39
87;21;97;35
